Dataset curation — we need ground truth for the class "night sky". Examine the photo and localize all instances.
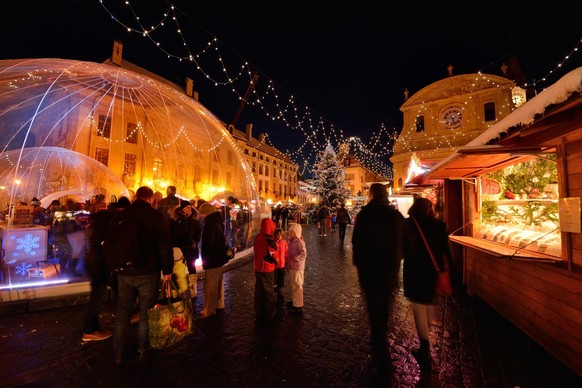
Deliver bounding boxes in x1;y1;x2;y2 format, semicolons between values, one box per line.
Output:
2;0;581;158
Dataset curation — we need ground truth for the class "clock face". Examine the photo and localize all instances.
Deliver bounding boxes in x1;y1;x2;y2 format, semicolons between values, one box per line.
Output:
512;91;526;107
443;107;463;128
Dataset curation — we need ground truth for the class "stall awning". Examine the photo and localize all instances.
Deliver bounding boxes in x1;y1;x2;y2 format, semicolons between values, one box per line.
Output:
424;145;554;179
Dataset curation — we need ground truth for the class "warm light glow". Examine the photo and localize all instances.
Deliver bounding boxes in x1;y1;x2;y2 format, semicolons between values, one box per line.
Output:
0;279;69;290
405;153;428;184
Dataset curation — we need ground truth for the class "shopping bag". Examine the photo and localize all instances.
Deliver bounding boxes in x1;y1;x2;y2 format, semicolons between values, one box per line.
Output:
435;270;453;297
148;281;194;349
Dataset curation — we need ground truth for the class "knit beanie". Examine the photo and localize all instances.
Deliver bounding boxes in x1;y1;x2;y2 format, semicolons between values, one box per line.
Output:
289;223;302;239
179;200;191;210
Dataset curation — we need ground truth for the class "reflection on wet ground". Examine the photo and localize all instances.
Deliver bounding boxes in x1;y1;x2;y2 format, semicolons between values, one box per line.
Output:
0;223;580;387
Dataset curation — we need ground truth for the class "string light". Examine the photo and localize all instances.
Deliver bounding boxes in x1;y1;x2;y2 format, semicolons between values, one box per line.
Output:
99;1;581;179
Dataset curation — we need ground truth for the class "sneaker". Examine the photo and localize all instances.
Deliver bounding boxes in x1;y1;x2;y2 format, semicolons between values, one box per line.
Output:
288;306;303;313
130;313;140;325
196;311;215;319
82;331;112;342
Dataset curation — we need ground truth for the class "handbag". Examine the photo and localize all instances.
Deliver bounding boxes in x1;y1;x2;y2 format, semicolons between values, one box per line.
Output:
148;280;194;349
411;217;453;297
224;236;236;261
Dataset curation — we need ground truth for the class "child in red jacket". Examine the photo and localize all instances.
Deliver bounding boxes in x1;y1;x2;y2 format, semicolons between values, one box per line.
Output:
273;228;288;305
253;218;278;321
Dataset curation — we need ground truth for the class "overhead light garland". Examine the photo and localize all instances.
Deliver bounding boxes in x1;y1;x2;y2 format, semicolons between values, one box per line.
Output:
99;1;581;178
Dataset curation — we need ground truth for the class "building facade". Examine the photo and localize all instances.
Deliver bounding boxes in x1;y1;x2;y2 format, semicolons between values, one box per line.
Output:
229;123;299;204
341;154;386;197
390;66;522;190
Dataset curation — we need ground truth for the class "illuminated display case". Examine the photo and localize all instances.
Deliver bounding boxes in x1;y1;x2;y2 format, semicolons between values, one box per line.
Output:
1;223;50;284
478;157;561;258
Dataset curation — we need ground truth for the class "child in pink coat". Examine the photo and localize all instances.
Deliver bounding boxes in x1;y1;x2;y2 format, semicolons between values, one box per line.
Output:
286;223;307;313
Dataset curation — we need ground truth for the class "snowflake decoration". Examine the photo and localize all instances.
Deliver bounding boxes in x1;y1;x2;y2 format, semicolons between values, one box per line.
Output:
14;233;41;255
16;262;33;276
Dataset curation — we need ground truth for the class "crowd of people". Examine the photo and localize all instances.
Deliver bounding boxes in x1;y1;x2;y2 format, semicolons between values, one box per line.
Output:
33;182;451;386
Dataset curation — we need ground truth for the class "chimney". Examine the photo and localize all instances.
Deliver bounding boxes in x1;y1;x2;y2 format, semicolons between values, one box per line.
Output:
112;39;123;66
259;133;265;143
185;77;194;97
246;123;253;142
184;77;199;101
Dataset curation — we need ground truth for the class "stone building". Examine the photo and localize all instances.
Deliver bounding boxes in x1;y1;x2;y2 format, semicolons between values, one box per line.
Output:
228;123;299;204
390;64;525;190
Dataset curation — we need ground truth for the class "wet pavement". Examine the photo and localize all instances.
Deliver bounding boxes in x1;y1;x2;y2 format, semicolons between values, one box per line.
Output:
1;224;581;387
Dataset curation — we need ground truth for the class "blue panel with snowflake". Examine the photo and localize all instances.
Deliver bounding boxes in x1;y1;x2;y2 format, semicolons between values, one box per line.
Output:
1;225;48;278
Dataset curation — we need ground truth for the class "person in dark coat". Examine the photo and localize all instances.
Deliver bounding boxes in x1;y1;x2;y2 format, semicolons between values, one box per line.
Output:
352;183;405;383
170;200;201;298
403;197;453;367
335;203;351;242
197;202;229;318
112;186;173;365
82;197;130;342
316;202;330;236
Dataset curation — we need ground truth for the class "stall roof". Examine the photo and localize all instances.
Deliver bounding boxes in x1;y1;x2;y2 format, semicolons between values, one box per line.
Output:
425;67;582;179
424;146;551;179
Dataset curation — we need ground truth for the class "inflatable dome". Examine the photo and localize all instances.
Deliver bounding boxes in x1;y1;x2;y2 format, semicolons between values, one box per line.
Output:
0;58;259;252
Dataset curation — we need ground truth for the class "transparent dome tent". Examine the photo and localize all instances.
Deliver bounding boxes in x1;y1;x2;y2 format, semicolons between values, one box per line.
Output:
0;147;129;209
0;58;259;292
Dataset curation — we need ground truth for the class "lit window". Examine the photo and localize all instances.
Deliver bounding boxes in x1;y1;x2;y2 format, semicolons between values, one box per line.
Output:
153;157;163;179
97;114;111;138
95;148;109;166
126;122;138;144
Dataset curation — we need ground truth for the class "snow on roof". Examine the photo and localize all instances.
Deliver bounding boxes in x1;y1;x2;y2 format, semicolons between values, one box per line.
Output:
468;66;582;146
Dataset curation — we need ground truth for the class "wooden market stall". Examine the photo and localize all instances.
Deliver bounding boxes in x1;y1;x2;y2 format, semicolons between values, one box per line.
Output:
425;67;582;377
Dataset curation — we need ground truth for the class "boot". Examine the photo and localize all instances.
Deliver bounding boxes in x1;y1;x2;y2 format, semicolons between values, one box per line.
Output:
412;339;431;367
188;274;198;299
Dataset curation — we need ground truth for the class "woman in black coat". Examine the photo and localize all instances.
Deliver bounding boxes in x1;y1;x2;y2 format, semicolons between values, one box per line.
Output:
197;203;229;318
403;197;453;367
170;200;201;298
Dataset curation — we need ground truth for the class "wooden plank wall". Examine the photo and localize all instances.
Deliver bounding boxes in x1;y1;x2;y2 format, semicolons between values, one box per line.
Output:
565;138;582;266
465;248;582;377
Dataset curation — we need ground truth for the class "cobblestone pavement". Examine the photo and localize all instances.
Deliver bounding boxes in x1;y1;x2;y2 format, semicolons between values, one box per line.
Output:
1;224;580;387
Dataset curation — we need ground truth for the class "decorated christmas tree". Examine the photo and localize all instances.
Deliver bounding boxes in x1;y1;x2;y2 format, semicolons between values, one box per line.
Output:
312;143;352;205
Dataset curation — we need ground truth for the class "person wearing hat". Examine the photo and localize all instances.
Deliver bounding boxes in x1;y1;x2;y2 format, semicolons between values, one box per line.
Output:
197;203;228;318
169;200;201;298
